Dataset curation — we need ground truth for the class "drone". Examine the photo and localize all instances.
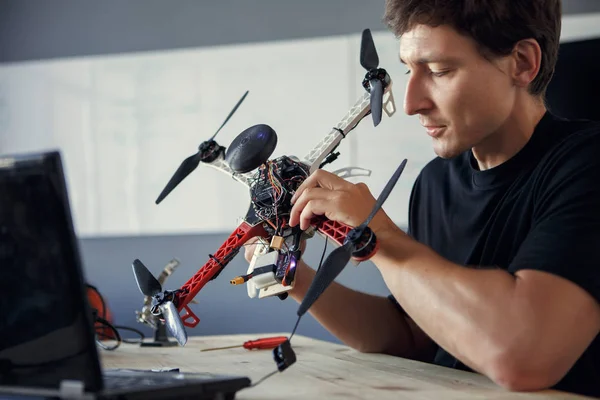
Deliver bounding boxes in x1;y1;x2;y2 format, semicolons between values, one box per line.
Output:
132;29;408;351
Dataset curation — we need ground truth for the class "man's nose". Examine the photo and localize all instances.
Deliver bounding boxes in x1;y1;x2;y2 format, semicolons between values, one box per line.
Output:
403;75;433;116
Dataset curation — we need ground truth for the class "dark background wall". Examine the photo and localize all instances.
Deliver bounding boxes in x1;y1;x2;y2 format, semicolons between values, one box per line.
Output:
2;0;600;344
546;38;600;121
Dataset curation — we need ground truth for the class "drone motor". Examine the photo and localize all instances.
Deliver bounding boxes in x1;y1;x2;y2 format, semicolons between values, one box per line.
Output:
198;140;225;163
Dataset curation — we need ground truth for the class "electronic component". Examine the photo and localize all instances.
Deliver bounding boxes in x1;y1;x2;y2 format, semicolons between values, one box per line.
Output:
270;235;284;250
249;156;309;223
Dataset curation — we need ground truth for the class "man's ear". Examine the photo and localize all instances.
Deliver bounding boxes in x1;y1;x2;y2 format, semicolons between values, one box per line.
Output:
511;38;542;89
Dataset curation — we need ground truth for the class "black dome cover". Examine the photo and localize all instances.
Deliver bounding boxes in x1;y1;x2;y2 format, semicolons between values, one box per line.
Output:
225;124;277;173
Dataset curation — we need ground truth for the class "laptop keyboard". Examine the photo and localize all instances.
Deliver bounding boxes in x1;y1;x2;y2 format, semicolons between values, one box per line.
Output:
103;370;215;389
104;374;189;389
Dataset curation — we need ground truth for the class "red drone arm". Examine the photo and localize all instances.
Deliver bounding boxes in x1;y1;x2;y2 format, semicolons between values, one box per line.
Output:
173;217;376;329
312;217;351;246
312;217;379;262
174;220;269;328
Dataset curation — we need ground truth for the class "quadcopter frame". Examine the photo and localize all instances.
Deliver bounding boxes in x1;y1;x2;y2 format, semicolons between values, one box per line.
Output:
172;81;397;329
134;30;402;341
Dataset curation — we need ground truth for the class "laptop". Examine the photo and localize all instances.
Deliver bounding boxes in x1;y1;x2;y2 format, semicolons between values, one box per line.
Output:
0;150;251;399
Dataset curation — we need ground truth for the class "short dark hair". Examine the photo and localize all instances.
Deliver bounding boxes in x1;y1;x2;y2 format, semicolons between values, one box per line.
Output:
383;0;562;96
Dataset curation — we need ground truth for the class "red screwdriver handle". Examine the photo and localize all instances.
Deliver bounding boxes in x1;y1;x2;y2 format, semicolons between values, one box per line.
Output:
243;336;288;350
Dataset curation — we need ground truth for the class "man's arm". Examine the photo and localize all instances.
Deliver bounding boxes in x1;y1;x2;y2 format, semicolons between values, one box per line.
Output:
289;166;600;391
287;257;436;361
243;239;435;361
372;225;600;391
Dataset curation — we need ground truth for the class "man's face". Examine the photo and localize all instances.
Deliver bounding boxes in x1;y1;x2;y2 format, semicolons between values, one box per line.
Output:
400;24;516;159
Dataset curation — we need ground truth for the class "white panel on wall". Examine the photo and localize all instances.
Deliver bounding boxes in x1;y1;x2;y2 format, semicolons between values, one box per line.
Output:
0;36;357;237
561;12;600;41
1;13;599;237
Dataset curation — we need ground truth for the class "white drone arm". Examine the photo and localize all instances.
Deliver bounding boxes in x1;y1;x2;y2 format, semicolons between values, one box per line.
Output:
302;81;397;174
203;152;255;188
331;166;372;179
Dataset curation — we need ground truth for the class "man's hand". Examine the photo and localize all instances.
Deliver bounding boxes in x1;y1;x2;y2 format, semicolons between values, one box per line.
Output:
243;237;267;263
289;169;396;234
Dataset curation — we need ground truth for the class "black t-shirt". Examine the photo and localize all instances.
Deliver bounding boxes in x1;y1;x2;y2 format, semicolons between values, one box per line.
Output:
393;112;600;397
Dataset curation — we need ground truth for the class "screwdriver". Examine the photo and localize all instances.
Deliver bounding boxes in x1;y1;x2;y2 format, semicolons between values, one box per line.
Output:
200;336;288;352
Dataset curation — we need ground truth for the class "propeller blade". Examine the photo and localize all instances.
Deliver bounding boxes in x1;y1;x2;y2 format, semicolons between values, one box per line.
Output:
160;301;188;346
209;90;249;141
155;153;202;204
132;259;162;297
360;29;379;71
369;79;383;127
297;242;353;317
358;159;408;231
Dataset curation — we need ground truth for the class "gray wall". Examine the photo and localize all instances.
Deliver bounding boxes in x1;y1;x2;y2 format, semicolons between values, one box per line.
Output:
2;0;600;63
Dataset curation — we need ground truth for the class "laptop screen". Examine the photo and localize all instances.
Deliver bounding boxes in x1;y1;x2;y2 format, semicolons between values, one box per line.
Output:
0;151;103;392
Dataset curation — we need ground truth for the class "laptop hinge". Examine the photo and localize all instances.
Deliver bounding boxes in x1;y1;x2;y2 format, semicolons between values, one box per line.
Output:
59;380;95;399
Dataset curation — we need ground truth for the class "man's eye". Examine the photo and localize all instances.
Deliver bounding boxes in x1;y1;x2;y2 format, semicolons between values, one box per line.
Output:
431;70;449;77
404;69;411;75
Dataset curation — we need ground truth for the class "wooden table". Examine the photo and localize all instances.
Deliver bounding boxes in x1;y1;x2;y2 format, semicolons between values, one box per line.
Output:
100;333;592;399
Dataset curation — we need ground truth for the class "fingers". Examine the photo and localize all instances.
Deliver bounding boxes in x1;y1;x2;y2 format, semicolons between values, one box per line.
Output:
291;169;351;204
354;182;370;194
289;187;336;229
298;199;330;230
246;236;261;245
243;236;265;263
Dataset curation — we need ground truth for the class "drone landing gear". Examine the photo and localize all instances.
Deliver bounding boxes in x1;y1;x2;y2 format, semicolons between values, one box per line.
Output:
140;323;178;347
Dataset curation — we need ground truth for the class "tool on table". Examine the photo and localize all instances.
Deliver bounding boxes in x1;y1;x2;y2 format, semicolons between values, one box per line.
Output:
200;336;288;352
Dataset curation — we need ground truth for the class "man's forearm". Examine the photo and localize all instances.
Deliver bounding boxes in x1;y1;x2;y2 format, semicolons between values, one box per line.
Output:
372;228;522;376
289;258;420;357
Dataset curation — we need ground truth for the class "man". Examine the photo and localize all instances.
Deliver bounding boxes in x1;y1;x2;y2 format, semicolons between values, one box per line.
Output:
246;0;600;396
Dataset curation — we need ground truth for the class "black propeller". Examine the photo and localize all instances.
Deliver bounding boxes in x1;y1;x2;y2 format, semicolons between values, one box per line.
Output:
132;259;188;346
360;29;379;71
155;90;249;204
297;159;408;317
133;259;162;296
360;29;385;127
